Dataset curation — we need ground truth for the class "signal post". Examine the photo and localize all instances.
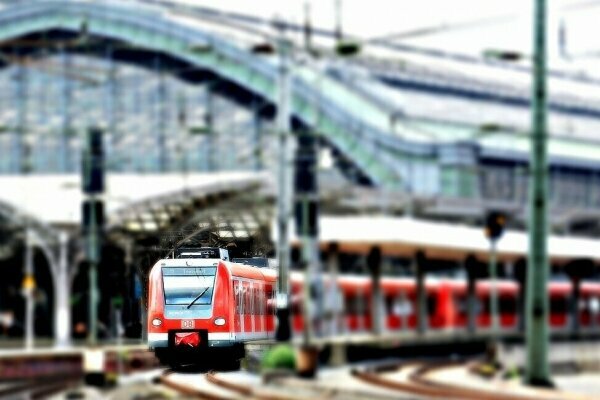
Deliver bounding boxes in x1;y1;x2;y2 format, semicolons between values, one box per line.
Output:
82;127;105;345
484;211;506;363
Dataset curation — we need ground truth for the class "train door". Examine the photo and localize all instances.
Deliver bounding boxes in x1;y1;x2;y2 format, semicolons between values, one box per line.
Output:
549;294;568;330
253;281;264;337
243;280;252;336
233;280;242;334
265;284;275;336
590;295;600;330
499;295;517;329
291;281;304;334
386;290;411;331
433;283;455;329
345;288;367;332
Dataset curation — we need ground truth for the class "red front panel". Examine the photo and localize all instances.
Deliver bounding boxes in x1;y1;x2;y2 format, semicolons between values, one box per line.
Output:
147;261;234;341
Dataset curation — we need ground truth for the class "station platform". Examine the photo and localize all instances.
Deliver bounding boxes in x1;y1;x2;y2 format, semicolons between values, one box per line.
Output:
0;342;156;382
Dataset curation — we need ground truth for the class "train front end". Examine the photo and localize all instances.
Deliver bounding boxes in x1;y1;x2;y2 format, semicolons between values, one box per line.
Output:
147;249;241;367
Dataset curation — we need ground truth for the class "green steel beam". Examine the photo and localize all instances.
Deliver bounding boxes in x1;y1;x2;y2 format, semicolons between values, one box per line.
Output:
525;0;552;387
0;4;398;186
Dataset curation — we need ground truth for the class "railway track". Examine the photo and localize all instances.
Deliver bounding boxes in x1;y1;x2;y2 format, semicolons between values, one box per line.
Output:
159;368;405;400
157;358;595;400
0;378;80;399
352;360;595;400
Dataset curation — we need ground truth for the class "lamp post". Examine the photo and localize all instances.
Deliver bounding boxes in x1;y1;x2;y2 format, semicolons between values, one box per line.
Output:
274;21;293;342
525;0;552;387
82;127;105;346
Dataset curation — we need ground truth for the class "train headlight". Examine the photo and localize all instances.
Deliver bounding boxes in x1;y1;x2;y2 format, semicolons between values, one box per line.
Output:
214;317;226;326
152;318;162;327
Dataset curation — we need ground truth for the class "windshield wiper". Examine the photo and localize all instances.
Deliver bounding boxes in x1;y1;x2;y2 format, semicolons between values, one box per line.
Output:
186;286;210;309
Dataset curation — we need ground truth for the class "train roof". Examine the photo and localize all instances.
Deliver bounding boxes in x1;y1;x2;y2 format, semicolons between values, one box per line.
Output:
286;216;600;264
151;257;277;282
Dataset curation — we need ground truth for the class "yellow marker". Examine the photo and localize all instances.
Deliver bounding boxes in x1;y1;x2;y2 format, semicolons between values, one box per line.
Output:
22;275;36;290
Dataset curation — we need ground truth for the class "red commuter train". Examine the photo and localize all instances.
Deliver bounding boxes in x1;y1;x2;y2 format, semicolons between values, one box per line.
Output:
147;248;277;368
147;248;600;367
289;275;600;333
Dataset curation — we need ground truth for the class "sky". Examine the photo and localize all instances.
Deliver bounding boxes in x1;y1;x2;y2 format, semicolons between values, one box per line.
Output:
167;0;600;68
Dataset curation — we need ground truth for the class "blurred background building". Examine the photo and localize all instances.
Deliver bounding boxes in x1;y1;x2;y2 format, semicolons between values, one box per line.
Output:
0;0;599;342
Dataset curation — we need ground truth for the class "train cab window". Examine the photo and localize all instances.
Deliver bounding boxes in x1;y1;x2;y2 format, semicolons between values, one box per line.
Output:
161;267;216;306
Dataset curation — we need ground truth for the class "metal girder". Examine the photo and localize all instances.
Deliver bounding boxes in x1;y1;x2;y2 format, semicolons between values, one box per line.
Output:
0;1;405;187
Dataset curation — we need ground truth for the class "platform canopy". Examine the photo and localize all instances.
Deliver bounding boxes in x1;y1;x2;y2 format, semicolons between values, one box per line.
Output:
285;215;600;264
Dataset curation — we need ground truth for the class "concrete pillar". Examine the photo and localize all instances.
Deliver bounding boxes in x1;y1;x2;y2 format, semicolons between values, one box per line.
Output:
325;243;346;366
414;251;427;334
465;255;478;335
514;259;527;333
571;277;581;335
329;343;346;367
54;231;71;348
368;247;383;335
326;243;341;336
275;26;293;342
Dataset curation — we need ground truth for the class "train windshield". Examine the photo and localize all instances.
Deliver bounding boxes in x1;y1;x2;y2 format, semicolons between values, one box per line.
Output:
162;267;217;306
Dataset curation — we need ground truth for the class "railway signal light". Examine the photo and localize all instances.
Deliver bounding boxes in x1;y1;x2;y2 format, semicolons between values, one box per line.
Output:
82;127;104;194
485;211;506;241
335;40;361;57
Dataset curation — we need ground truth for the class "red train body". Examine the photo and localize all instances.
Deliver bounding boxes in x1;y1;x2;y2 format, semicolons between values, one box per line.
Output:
289;275;600;334
147;250;277;366
147;249;600;366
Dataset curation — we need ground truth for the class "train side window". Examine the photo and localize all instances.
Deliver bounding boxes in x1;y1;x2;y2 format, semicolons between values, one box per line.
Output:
249;284;255;315
455;295;468;315
234;281;241;315
550;296;568;313
499;296;517;314
385;296;394;314
254;284;262;316
386;295;412;316
426;295;437;315
292;295;302;315
345;294;367;315
244;283;251;315
590;297;600;314
265;285;275;314
344;295;355;315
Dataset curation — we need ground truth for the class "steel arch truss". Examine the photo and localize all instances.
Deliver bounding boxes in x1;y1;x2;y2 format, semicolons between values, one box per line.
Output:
0;1;409;187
